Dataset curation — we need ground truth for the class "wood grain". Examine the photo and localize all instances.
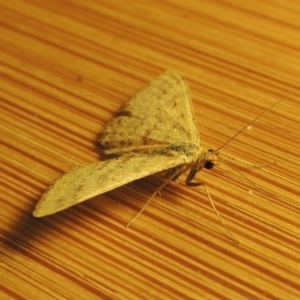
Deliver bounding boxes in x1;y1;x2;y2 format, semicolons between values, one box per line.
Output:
0;1;299;299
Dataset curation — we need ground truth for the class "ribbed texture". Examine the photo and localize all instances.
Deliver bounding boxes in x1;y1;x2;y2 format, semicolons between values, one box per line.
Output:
0;1;299;299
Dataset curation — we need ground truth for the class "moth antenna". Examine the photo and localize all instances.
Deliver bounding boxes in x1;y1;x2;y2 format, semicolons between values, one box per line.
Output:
215;96;288;152
220;152;276;169
203;184;239;243
127;165;187;227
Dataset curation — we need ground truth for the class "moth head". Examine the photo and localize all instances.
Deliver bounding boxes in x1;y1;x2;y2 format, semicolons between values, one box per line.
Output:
203;149;219;170
185;149;219;185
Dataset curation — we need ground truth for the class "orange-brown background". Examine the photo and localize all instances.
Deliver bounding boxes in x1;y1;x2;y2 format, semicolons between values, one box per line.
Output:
1;1;299;299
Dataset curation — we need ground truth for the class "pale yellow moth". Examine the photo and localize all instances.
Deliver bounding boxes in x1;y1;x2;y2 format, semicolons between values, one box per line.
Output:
34;71;215;217
33;70;283;240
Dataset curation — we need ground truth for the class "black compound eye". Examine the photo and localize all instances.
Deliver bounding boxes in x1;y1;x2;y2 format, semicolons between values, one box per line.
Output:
204;161;214;170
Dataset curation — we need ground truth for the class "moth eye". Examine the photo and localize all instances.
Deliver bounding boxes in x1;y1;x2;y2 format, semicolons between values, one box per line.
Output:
204;161;214;169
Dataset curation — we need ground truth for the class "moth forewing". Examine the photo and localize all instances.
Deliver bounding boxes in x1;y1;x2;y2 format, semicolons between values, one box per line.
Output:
98;71;200;155
33;152;194;217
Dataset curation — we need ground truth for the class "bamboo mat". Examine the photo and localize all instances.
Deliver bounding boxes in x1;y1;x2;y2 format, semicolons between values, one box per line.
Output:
1;1;299;299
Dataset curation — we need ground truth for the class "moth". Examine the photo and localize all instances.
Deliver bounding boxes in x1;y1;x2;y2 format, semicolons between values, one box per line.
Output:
33;71;283;240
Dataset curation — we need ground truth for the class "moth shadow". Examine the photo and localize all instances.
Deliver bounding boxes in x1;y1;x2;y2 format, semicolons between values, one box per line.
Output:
0;198;63;255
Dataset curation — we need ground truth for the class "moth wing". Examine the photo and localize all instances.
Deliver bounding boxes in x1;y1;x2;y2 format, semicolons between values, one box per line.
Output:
99;70;200;155
33;153;191;217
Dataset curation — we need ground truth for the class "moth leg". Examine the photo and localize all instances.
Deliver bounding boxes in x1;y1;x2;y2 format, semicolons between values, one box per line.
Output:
186;181;203;187
185;167;238;242
185;167;203;187
202;184;239;243
126;165;187;227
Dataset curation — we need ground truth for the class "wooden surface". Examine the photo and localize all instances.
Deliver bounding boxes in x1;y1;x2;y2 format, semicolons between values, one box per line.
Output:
1;1;299;299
